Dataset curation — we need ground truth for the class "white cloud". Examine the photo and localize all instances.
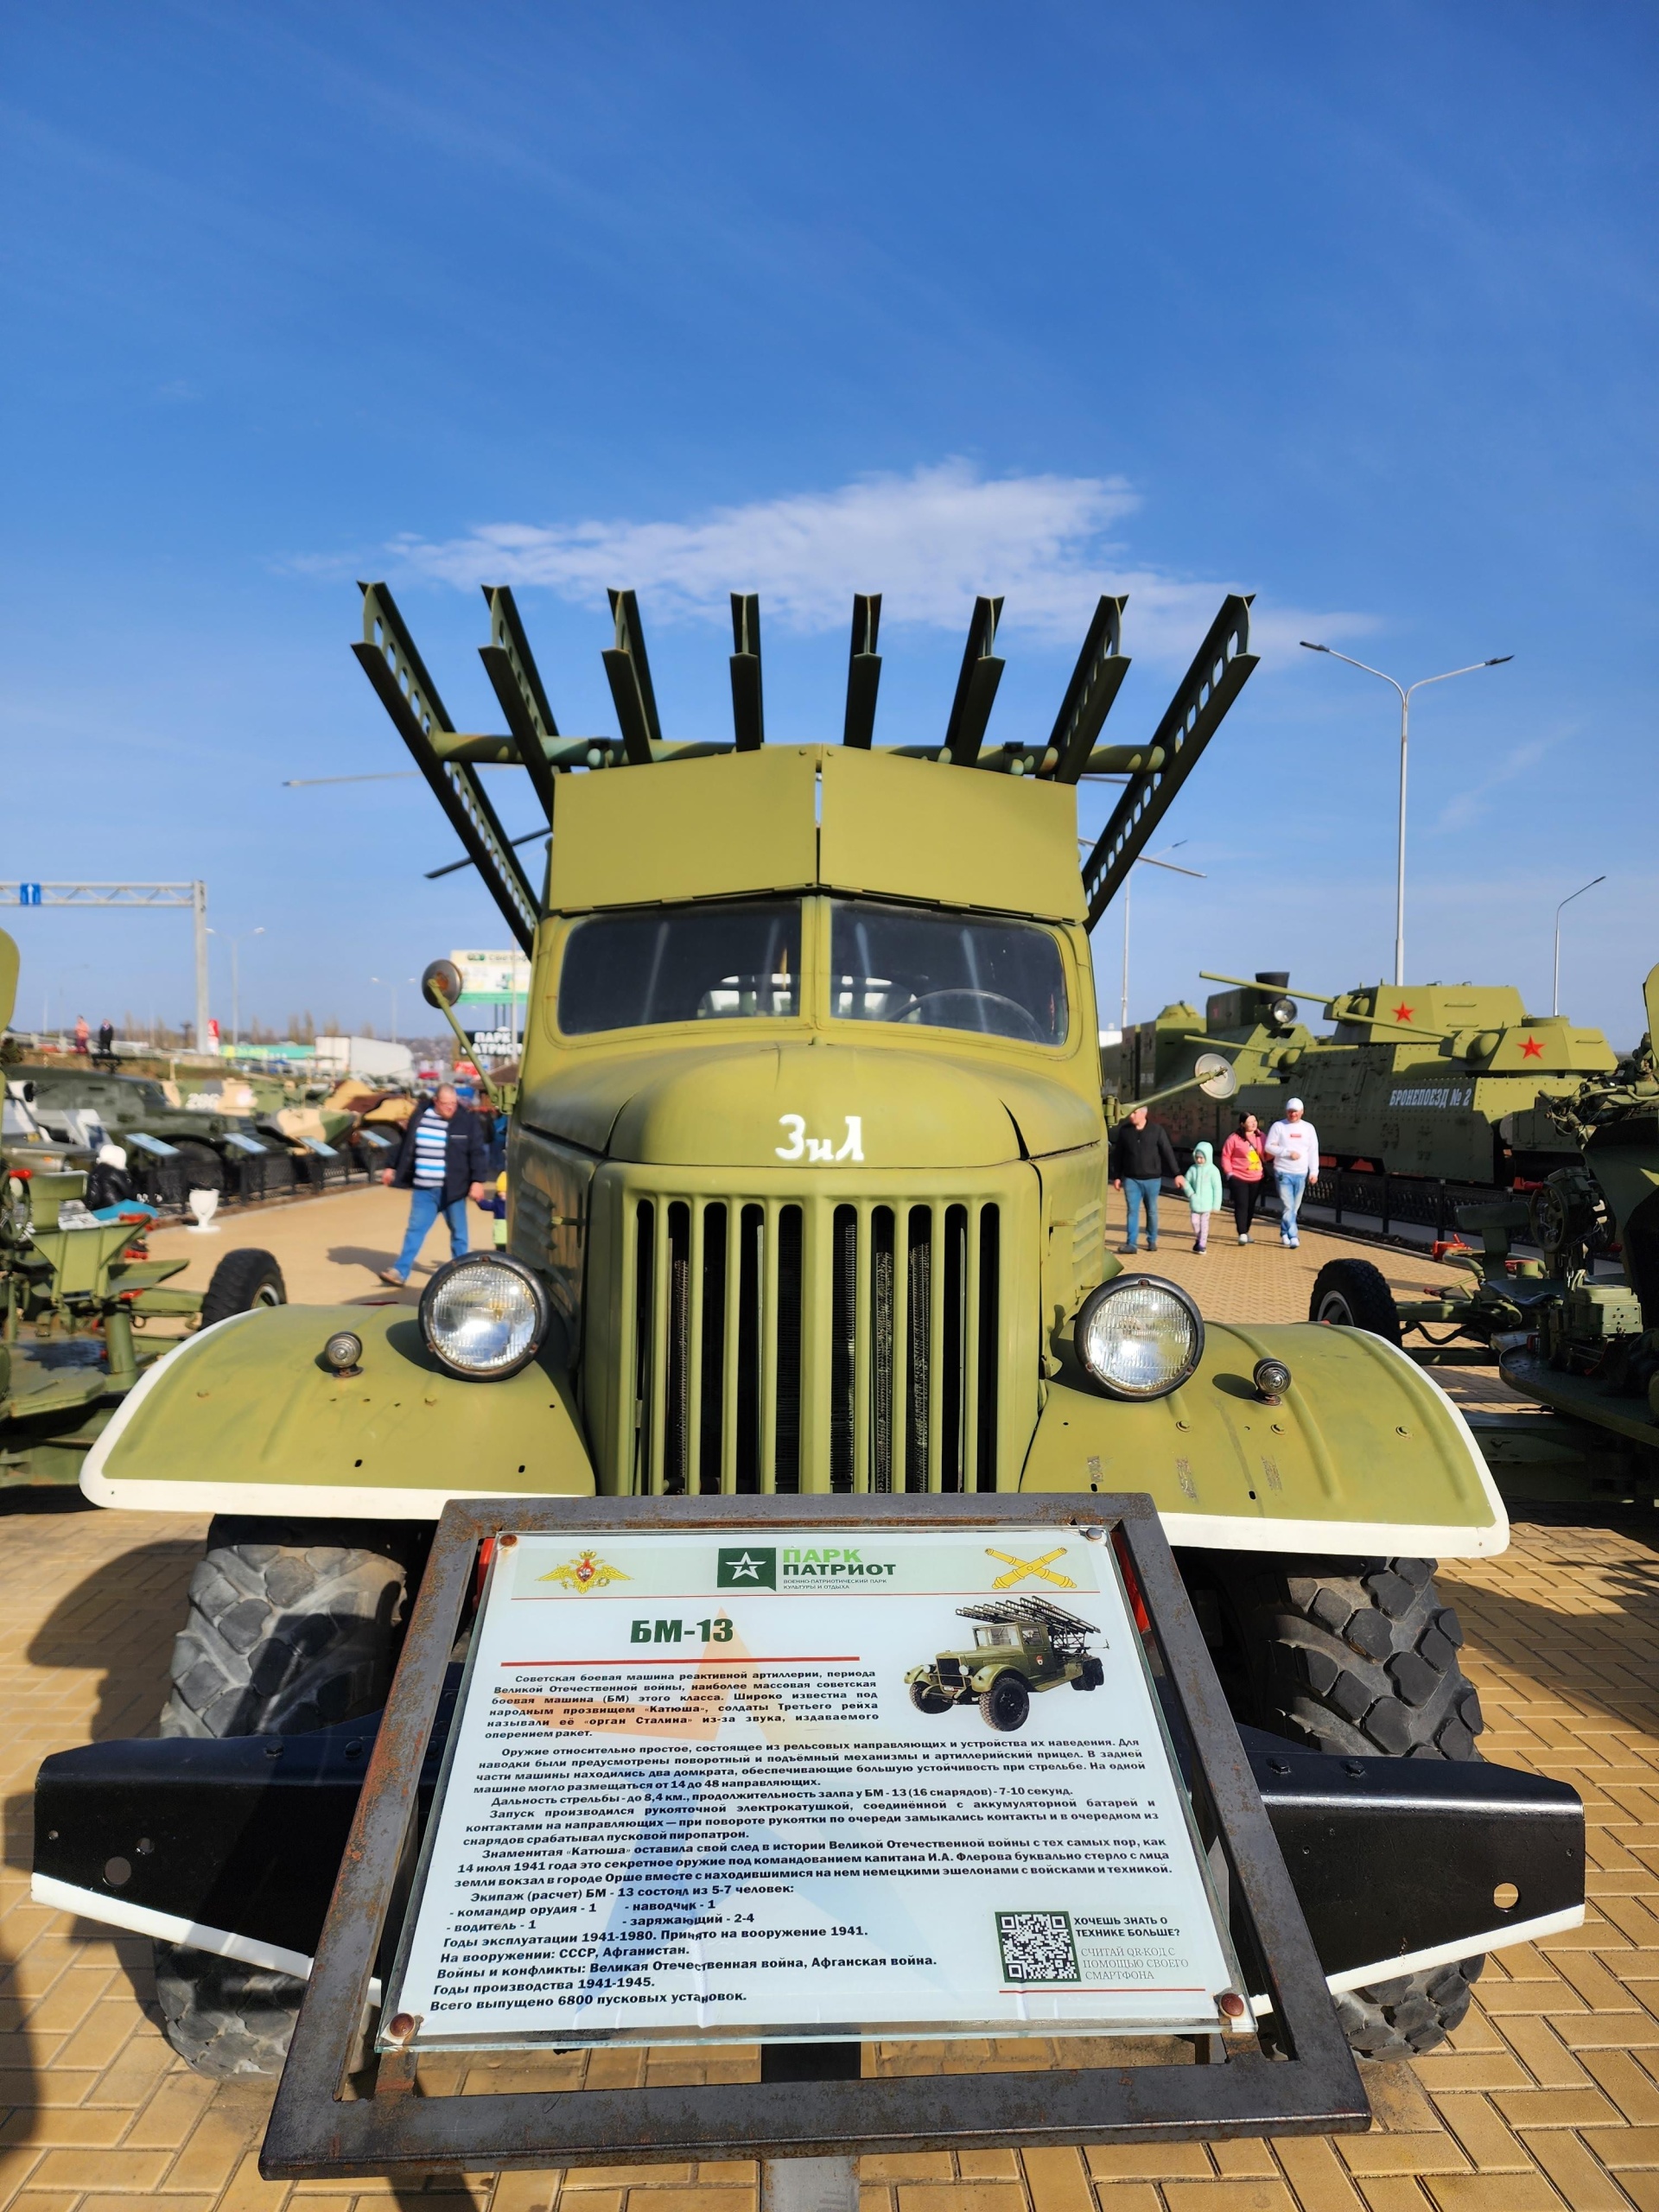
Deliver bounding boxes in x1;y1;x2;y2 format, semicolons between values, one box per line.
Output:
1434;735;1553;832
359;462;1371;665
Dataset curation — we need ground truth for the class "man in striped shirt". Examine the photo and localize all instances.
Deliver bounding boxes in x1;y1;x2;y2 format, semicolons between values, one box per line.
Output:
378;1084;490;1287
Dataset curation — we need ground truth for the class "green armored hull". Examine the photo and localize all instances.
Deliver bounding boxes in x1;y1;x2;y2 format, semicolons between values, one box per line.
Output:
1107;970;1618;1185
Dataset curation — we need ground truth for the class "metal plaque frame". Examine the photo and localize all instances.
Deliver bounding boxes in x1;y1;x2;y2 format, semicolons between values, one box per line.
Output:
262;1493;1367;2179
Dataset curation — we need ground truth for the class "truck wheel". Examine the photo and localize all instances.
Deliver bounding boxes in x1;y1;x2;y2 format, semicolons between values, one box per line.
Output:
152;1516;427;2080
198;1249;286;1328
980;1673;1030;1732
1310;1258;1402;1344
152;1951;306;2081
159;1516;421;1739
910;1681;953;1715
1186;1549;1487;2056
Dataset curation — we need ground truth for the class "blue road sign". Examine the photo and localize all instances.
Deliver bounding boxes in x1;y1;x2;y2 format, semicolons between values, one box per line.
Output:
18;884;41;906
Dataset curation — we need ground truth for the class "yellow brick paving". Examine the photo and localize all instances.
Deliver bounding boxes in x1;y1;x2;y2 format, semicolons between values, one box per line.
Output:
5;1221;1659;2212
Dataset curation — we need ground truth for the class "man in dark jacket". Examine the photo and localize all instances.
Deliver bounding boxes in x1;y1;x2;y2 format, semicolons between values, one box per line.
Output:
1109;1106;1185;1255
378;1084;491;1287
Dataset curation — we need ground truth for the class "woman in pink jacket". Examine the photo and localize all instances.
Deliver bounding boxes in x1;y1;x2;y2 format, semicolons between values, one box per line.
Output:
1219;1113;1268;1244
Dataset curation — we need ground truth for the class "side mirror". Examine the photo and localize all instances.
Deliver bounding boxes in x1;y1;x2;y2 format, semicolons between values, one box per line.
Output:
422;959;464;1011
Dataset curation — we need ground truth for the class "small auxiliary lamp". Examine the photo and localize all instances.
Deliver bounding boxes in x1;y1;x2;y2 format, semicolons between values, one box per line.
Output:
321;1329;364;1380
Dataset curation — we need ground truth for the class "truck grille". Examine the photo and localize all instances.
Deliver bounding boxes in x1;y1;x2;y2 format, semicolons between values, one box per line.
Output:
602;1183;1027;1496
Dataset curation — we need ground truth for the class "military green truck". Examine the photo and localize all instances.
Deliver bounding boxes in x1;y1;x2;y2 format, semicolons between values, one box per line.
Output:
906;1596;1104;1729
1109;970;1617;1185
31;585;1582;2080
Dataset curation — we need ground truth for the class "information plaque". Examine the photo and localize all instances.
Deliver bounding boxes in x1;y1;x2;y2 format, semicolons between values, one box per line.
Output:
384;1522;1243;2049
263;1497;1370;2178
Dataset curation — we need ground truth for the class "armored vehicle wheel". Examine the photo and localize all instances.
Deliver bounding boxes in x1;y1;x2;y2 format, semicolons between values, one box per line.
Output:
980;1672;1030;1732
1184;1548;1487;2056
153;1516;428;2078
171;1139;226;1195
198;1249;285;1328
1310;1257;1402;1344
910;1681;953;1714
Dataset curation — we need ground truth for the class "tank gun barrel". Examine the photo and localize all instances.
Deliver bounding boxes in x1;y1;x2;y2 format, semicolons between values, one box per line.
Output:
1198;972;1458;1044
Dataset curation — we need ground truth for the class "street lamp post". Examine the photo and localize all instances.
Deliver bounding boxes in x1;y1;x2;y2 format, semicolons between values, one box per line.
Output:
1300;642;1512;987
1553;875;1606;1017
370;977;417;1047
208;927;264;1053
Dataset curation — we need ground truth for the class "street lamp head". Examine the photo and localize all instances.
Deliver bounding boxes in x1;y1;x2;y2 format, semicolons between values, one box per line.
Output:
1299;641;1330;653
1485;656;1514;667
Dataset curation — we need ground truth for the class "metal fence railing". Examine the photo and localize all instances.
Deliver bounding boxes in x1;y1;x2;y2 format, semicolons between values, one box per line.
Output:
1300;1168;1496;1242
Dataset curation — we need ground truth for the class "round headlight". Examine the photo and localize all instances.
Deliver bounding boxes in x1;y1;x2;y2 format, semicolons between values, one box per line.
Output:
419;1254;549;1381
1074;1274;1205;1402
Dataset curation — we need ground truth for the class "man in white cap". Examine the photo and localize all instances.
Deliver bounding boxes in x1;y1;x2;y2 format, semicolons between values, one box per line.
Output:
1265;1096;1320;1249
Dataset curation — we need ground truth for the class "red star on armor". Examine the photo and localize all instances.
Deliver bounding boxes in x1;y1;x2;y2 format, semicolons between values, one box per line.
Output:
1520;1036;1545;1058
1391;1002;1414;1023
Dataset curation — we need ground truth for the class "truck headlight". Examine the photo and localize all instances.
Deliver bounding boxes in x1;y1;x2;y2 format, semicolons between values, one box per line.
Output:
1074;1275;1205;1402
419;1255;549;1381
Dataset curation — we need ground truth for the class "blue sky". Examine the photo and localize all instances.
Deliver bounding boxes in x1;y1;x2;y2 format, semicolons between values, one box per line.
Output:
3;2;1654;1042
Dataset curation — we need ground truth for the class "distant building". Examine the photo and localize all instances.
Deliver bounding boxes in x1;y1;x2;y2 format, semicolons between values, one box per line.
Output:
314;1035;415;1081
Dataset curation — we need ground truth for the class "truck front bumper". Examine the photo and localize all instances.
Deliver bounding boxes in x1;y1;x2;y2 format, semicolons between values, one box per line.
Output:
32;1718;1582;2003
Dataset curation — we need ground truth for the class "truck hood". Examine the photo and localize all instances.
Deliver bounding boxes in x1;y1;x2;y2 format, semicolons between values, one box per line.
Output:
519;1040;1100;1170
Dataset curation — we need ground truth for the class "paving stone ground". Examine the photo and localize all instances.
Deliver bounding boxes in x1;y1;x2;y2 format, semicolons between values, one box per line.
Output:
5;1219;1656;2211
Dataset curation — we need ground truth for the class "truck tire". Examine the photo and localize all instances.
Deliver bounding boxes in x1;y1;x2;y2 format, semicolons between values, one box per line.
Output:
910;1681;953;1715
980;1673;1030;1732
159;1516;419;1740
198;1249;286;1328
1185;1548;1487;2056
152;1518;427;2080
1310;1258;1402;1344
152;1951;308;2082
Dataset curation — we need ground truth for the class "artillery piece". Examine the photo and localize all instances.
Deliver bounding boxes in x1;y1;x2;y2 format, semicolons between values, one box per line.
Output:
0;929;289;1487
1311;963;1659;1509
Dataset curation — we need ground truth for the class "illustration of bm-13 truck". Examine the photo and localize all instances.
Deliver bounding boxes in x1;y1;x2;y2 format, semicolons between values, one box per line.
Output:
906;1597;1105;1732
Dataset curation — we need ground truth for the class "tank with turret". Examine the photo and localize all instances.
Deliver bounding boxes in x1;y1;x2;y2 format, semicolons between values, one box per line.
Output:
1107;969;1618;1186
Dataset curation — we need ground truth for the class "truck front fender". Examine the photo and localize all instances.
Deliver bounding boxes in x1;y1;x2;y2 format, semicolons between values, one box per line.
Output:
81;1303;596;1519
1022;1320;1507;1557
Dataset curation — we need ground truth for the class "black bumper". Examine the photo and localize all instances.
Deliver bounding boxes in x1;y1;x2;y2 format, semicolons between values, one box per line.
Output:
32;1714;1583;1990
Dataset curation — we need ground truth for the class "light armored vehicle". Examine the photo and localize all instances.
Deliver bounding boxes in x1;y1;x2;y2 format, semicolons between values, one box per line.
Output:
13;1060;288;1198
0;933;289;1487
906;1596;1104;1730
1311;963;1659;1508
33;585;1580;2078
1109;970;1616;1185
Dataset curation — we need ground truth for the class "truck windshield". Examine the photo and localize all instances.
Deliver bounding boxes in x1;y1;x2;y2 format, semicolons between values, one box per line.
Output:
830;901;1067;1046
558;902;802;1034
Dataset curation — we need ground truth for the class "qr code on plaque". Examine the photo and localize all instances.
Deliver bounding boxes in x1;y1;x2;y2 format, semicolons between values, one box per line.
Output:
995;1910;1080;1985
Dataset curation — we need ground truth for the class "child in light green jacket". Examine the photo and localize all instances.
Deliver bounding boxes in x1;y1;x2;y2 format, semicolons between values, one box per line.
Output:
1185;1139;1224;1253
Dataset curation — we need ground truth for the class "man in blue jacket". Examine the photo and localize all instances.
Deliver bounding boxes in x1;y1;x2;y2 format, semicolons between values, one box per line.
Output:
378;1084;490;1287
